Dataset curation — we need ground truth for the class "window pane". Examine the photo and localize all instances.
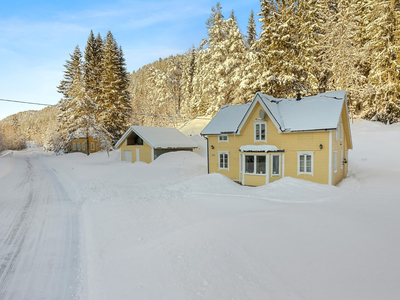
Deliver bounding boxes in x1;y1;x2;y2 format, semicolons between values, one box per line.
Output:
220;154;224;168
261;124;266;140
272;155;279;175
224;154;228;169
299;155;305;172
245;156;254;173
306;155;312;172
256;156;266;174
255;124;260;140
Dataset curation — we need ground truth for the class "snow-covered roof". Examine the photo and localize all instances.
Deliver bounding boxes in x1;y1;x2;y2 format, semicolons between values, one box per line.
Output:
115;126;198;149
257;90;347;132
200;103;251;135
239;145;283;153
201;91;347;135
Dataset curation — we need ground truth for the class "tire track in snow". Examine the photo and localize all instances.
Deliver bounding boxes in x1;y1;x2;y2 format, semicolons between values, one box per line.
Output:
0;159;35;298
0;151;82;300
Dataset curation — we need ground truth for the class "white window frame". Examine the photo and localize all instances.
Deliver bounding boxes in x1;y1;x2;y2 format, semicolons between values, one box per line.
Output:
77;143;81;151
297;151;314;176
91;142;94;151
73;143;76;150
82;143;86;151
218;135;229;143
254;122;267;143
340;150;343;170
334;151;337;173
271;154;281;177
244;155;267;175
218;151;229;171
339;122;343;141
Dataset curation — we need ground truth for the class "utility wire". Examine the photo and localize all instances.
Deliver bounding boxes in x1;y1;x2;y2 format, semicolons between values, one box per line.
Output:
0;98;212;120
0;98;54;106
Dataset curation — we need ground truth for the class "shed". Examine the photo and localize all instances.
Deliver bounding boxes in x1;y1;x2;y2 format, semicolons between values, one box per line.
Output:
115;126;198;163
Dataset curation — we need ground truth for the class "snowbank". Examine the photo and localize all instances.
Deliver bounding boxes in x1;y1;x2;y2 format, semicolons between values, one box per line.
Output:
34;120;400;300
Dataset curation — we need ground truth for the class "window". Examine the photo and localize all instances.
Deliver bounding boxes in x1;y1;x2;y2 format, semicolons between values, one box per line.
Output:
73;143;76;151
256;156;266;174
340;122;343;141
340;150;343;170
272;155;280;176
82;143;86;151
91;142;94;151
77;143;81;151
298;152;313;175
245;155;266;174
218;135;228;142
245;155;254;173
334;151;337;173
126;132;143;146
254;122;266;142
218;151;229;170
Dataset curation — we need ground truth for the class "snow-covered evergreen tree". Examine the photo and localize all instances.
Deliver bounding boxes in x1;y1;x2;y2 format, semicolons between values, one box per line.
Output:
362;0;400;123
181;46;197;118
84;30;103;110
246;10;257;48
98;31;132;143
190;4;248;116
57;46;83;151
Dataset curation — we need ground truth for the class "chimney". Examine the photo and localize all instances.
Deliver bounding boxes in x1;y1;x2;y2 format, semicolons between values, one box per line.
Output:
296;93;302;101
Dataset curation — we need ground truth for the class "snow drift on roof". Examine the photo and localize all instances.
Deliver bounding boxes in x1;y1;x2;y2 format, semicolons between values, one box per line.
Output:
116;126;198;149
200;103;251;135
239;145;282;152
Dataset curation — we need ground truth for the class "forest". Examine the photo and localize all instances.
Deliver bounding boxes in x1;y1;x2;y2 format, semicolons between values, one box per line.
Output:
1;0;399;152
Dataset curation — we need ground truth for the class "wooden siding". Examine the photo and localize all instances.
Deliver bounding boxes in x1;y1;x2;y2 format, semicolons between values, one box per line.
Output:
207;101;351;186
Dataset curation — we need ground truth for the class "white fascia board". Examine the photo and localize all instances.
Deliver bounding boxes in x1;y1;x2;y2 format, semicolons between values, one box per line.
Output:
236;93;283;135
115;127;154;149
115;127;133;148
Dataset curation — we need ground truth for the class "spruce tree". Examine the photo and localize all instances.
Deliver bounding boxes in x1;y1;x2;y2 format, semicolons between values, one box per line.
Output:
362;0;400;124
98;31;132;142
181;46;196;118
246;10;257;48
84;30;103;106
57;46;83;151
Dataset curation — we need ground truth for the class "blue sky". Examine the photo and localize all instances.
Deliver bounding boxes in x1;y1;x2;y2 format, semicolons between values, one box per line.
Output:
0;0;262;120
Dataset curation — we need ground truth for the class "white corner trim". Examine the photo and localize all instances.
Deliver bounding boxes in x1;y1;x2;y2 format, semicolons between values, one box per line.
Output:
329;131;333;185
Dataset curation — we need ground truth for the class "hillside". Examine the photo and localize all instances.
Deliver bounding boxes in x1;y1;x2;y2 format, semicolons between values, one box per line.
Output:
0;106;58;151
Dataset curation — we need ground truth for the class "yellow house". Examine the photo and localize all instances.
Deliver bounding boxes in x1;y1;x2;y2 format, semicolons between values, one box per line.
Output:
115;126;198;163
70;136;103;154
201;90;353;186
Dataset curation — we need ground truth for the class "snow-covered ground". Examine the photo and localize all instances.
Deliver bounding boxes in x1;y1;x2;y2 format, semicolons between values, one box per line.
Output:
0;120;399;299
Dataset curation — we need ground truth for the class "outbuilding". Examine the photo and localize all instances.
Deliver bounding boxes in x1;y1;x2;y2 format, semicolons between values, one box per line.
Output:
115;126;198;163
